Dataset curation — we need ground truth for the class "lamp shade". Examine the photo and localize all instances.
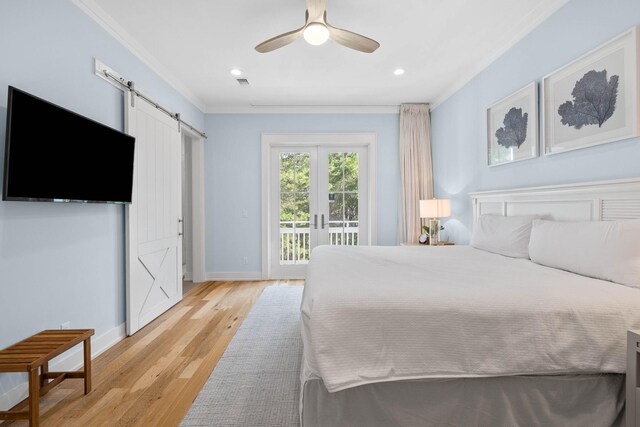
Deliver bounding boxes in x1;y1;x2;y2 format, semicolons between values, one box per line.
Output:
419;199;451;218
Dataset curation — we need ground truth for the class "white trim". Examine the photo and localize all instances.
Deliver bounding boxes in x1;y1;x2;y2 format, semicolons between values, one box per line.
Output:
72;0;207;112
468;177;640;197
0;323;126;411
205;272;263;281
470;177;640;224
261;138;270;280
261;133;378;280
182;127;207;284
262;133;378;145
431;0;570;110
205;105;400;114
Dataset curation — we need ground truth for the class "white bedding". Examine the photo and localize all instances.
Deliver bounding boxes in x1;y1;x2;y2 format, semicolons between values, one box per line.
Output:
301;245;640;393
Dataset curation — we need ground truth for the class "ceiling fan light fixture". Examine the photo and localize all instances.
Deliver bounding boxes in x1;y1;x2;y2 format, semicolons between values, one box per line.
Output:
303;23;330;46
255;0;379;53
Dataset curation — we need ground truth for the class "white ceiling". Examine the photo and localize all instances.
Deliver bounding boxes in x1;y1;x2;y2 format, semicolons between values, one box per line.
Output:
75;0;569;113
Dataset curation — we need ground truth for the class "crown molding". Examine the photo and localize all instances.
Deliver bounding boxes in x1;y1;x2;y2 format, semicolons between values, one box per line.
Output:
72;0;207;112
205;104;400;114
430;0;570;110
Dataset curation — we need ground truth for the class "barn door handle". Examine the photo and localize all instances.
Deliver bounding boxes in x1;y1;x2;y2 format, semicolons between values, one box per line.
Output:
178;218;184;236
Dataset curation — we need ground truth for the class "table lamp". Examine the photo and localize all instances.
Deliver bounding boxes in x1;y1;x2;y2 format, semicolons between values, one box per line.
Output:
419;199;451;245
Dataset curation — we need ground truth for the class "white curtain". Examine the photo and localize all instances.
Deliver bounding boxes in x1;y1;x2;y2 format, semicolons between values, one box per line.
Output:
398;104;434;244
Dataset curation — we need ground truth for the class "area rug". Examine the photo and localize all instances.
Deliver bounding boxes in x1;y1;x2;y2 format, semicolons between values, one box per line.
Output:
181;285;303;427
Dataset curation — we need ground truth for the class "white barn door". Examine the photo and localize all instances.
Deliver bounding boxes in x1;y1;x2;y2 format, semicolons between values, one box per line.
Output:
126;92;183;335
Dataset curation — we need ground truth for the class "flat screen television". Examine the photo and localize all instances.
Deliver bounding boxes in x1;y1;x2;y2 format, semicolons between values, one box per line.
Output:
2;86;135;204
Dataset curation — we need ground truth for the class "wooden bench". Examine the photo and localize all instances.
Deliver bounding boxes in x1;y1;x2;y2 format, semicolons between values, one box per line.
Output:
0;329;94;426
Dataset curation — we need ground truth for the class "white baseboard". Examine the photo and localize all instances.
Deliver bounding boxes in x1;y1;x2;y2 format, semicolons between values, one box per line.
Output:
0;322;126;411
183;271;193;282
205;272;263;281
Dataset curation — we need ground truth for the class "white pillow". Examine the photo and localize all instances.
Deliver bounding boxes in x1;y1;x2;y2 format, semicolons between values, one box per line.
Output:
470;214;537;258
528;219;640;288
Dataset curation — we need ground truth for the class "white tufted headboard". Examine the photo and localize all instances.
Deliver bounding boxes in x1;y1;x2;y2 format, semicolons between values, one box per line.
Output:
469;178;640;223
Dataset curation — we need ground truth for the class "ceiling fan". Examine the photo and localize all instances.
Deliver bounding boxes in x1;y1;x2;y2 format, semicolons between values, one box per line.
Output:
255;0;380;53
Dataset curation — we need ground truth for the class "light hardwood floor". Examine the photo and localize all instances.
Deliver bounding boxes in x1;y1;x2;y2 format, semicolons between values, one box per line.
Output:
2;280;303;427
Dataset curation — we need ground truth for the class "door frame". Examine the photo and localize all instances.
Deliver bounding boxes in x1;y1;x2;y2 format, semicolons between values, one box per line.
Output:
181;127;206;284
261;133;377;279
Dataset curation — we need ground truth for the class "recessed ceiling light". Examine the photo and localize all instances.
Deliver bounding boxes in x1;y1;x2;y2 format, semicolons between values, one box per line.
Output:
230;68;243;76
394;68;405;76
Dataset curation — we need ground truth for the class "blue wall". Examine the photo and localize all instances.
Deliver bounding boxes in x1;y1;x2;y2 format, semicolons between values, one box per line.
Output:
204;114;400;274
431;0;640;244
0;0;203;401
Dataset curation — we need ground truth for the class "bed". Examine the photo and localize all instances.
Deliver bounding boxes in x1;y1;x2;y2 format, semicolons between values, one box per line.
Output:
299;178;640;427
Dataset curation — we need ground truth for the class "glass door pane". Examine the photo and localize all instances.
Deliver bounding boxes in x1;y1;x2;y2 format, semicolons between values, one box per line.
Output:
327;152;360;246
269;144;367;279
279;152;311;264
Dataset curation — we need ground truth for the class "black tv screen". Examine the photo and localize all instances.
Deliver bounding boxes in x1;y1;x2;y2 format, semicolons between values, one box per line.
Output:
3;86;135;204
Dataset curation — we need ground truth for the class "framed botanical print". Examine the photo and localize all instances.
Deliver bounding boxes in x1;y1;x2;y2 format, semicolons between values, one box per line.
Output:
542;27;639;155
487;82;539;167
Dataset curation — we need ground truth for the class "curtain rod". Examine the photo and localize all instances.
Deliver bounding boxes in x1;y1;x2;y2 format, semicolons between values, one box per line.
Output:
101;70;207;139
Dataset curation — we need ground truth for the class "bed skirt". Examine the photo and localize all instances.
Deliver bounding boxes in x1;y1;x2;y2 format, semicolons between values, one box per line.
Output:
301;374;625;427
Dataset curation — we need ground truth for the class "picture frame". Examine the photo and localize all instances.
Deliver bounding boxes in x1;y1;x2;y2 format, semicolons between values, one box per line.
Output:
486;82;539;167
542;27;640;155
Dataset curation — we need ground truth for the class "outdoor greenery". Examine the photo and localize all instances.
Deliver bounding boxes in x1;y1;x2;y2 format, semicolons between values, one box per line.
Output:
279;152;359;262
280;153;310;224
328;152;358;224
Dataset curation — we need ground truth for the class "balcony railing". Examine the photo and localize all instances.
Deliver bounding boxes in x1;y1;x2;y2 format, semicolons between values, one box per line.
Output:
280;220;359;264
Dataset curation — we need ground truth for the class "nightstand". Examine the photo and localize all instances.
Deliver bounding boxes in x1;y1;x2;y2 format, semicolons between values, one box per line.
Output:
628;330;640;427
400;242;455;246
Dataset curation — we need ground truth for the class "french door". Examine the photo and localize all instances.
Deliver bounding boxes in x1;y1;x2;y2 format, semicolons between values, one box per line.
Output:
269;145;369;278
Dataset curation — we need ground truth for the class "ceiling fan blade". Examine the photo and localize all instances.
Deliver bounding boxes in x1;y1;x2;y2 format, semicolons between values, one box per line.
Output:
255;27;304;53
307;0;327;22
327;25;380;53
